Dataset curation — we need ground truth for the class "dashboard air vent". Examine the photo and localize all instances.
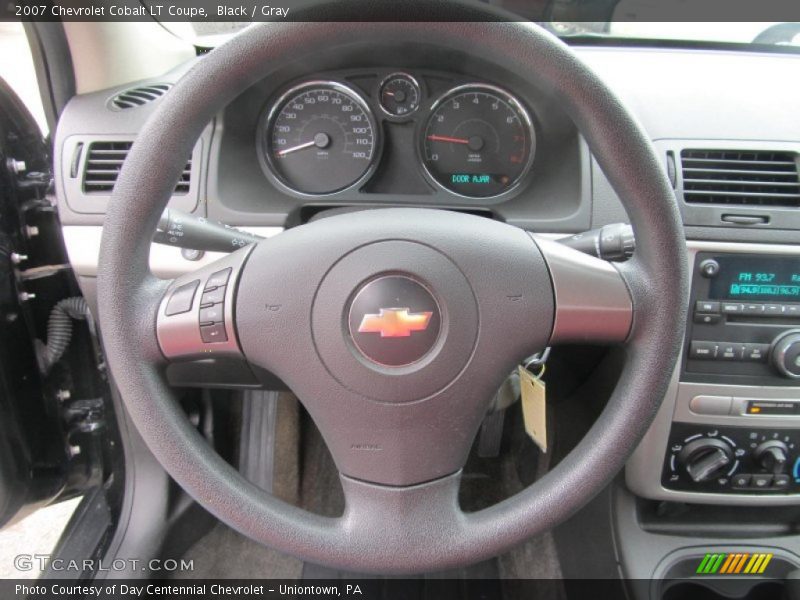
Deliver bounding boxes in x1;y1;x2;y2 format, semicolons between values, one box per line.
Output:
110;84;172;109
82;141;191;194
681;149;800;208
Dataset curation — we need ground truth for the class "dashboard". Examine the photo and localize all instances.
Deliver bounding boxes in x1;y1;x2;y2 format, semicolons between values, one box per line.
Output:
54;41;800;508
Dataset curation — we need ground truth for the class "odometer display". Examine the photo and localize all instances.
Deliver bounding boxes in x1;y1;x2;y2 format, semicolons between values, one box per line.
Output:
421;84;534;198
264;81;378;195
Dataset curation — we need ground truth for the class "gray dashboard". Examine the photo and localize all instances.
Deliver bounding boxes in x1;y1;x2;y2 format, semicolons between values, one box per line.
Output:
55;44;800;240
54;41;800;512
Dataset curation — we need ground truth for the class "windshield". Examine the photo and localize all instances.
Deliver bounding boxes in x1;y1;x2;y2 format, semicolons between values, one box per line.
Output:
163;19;800;50
549;21;800;46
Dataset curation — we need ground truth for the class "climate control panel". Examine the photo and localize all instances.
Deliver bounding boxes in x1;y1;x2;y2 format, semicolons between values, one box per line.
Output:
663;423;800;494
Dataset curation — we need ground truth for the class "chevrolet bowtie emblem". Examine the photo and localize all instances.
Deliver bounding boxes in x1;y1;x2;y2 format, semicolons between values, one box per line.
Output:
357;308;433;338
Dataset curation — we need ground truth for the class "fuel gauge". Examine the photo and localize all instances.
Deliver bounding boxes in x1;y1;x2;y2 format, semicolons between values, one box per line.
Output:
379;73;421;118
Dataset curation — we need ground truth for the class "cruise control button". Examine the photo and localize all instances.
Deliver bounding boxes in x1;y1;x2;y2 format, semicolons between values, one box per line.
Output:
205;268;232;290
199;305;224;324
773;475;790;489
200;323;228;343
165;280;199;316
200;286;226;306
689;341;718;359
695;301;720;314
732;474;751;489
750;474;773;489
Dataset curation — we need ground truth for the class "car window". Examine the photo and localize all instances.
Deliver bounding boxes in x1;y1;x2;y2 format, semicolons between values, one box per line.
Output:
0;22;48;134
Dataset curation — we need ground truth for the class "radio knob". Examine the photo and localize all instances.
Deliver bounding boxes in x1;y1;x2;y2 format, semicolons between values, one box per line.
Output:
771;330;800;379
755;440;789;474
678;438;734;483
699;259;720;278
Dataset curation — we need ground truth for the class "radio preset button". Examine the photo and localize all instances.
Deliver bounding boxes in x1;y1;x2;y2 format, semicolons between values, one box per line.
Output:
765;304;784;316
742;303;766;316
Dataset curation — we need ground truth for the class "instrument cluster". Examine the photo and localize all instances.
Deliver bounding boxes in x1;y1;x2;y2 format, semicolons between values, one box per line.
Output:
257;71;537;201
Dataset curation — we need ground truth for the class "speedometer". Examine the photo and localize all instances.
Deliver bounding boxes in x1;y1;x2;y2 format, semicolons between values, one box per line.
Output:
420;84;535;198
264;81;379;195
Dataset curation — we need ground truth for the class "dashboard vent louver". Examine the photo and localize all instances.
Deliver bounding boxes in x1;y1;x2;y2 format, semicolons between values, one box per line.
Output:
681;149;800;208
82;141;191;194
110;83;172;109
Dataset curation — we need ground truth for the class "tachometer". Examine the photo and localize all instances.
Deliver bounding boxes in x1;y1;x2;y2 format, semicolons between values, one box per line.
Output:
420;84;535;198
264;81;379;195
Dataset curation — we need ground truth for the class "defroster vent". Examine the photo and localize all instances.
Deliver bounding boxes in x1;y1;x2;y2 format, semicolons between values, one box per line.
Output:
110;84;172;109
681;149;800;207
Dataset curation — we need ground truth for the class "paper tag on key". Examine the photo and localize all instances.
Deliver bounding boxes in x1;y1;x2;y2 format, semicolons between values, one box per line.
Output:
518;365;547;453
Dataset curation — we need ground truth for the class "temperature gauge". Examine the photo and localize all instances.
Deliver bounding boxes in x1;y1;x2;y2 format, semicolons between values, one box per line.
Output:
379;73;421;117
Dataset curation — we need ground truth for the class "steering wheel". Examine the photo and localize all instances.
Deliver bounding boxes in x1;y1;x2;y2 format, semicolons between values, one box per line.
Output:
97;18;687;574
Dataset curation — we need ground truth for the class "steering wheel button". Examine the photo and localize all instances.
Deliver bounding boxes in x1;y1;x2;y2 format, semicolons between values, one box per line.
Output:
200;323;228;343
165;280;199;316
205;268;232;290
199;305;224;324
200;286;226;306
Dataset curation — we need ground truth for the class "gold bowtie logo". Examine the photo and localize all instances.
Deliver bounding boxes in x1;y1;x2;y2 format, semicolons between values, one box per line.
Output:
357;308;433;338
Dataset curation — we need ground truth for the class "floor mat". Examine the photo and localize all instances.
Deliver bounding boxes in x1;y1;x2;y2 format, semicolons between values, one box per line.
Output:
174;395;565;597
171;523;303;580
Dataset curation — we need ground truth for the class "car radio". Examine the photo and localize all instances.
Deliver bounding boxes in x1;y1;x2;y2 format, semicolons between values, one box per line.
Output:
684;253;800;385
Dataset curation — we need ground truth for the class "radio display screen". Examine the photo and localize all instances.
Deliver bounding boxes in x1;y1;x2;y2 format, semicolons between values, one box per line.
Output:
709;255;800;301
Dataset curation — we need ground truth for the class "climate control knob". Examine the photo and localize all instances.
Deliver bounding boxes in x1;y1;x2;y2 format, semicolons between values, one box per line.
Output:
678;438;734;483
772;330;800;379
754;440;789;474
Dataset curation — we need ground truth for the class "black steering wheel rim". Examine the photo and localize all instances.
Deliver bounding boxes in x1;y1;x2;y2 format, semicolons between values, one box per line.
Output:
97;19;687;573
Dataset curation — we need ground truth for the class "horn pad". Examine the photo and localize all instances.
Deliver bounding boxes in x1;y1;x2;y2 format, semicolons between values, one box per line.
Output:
312;240;478;403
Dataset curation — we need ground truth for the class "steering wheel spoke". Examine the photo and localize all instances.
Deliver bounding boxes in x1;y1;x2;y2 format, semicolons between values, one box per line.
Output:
535;236;634;346
336;471;465;566
156;246;253;361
